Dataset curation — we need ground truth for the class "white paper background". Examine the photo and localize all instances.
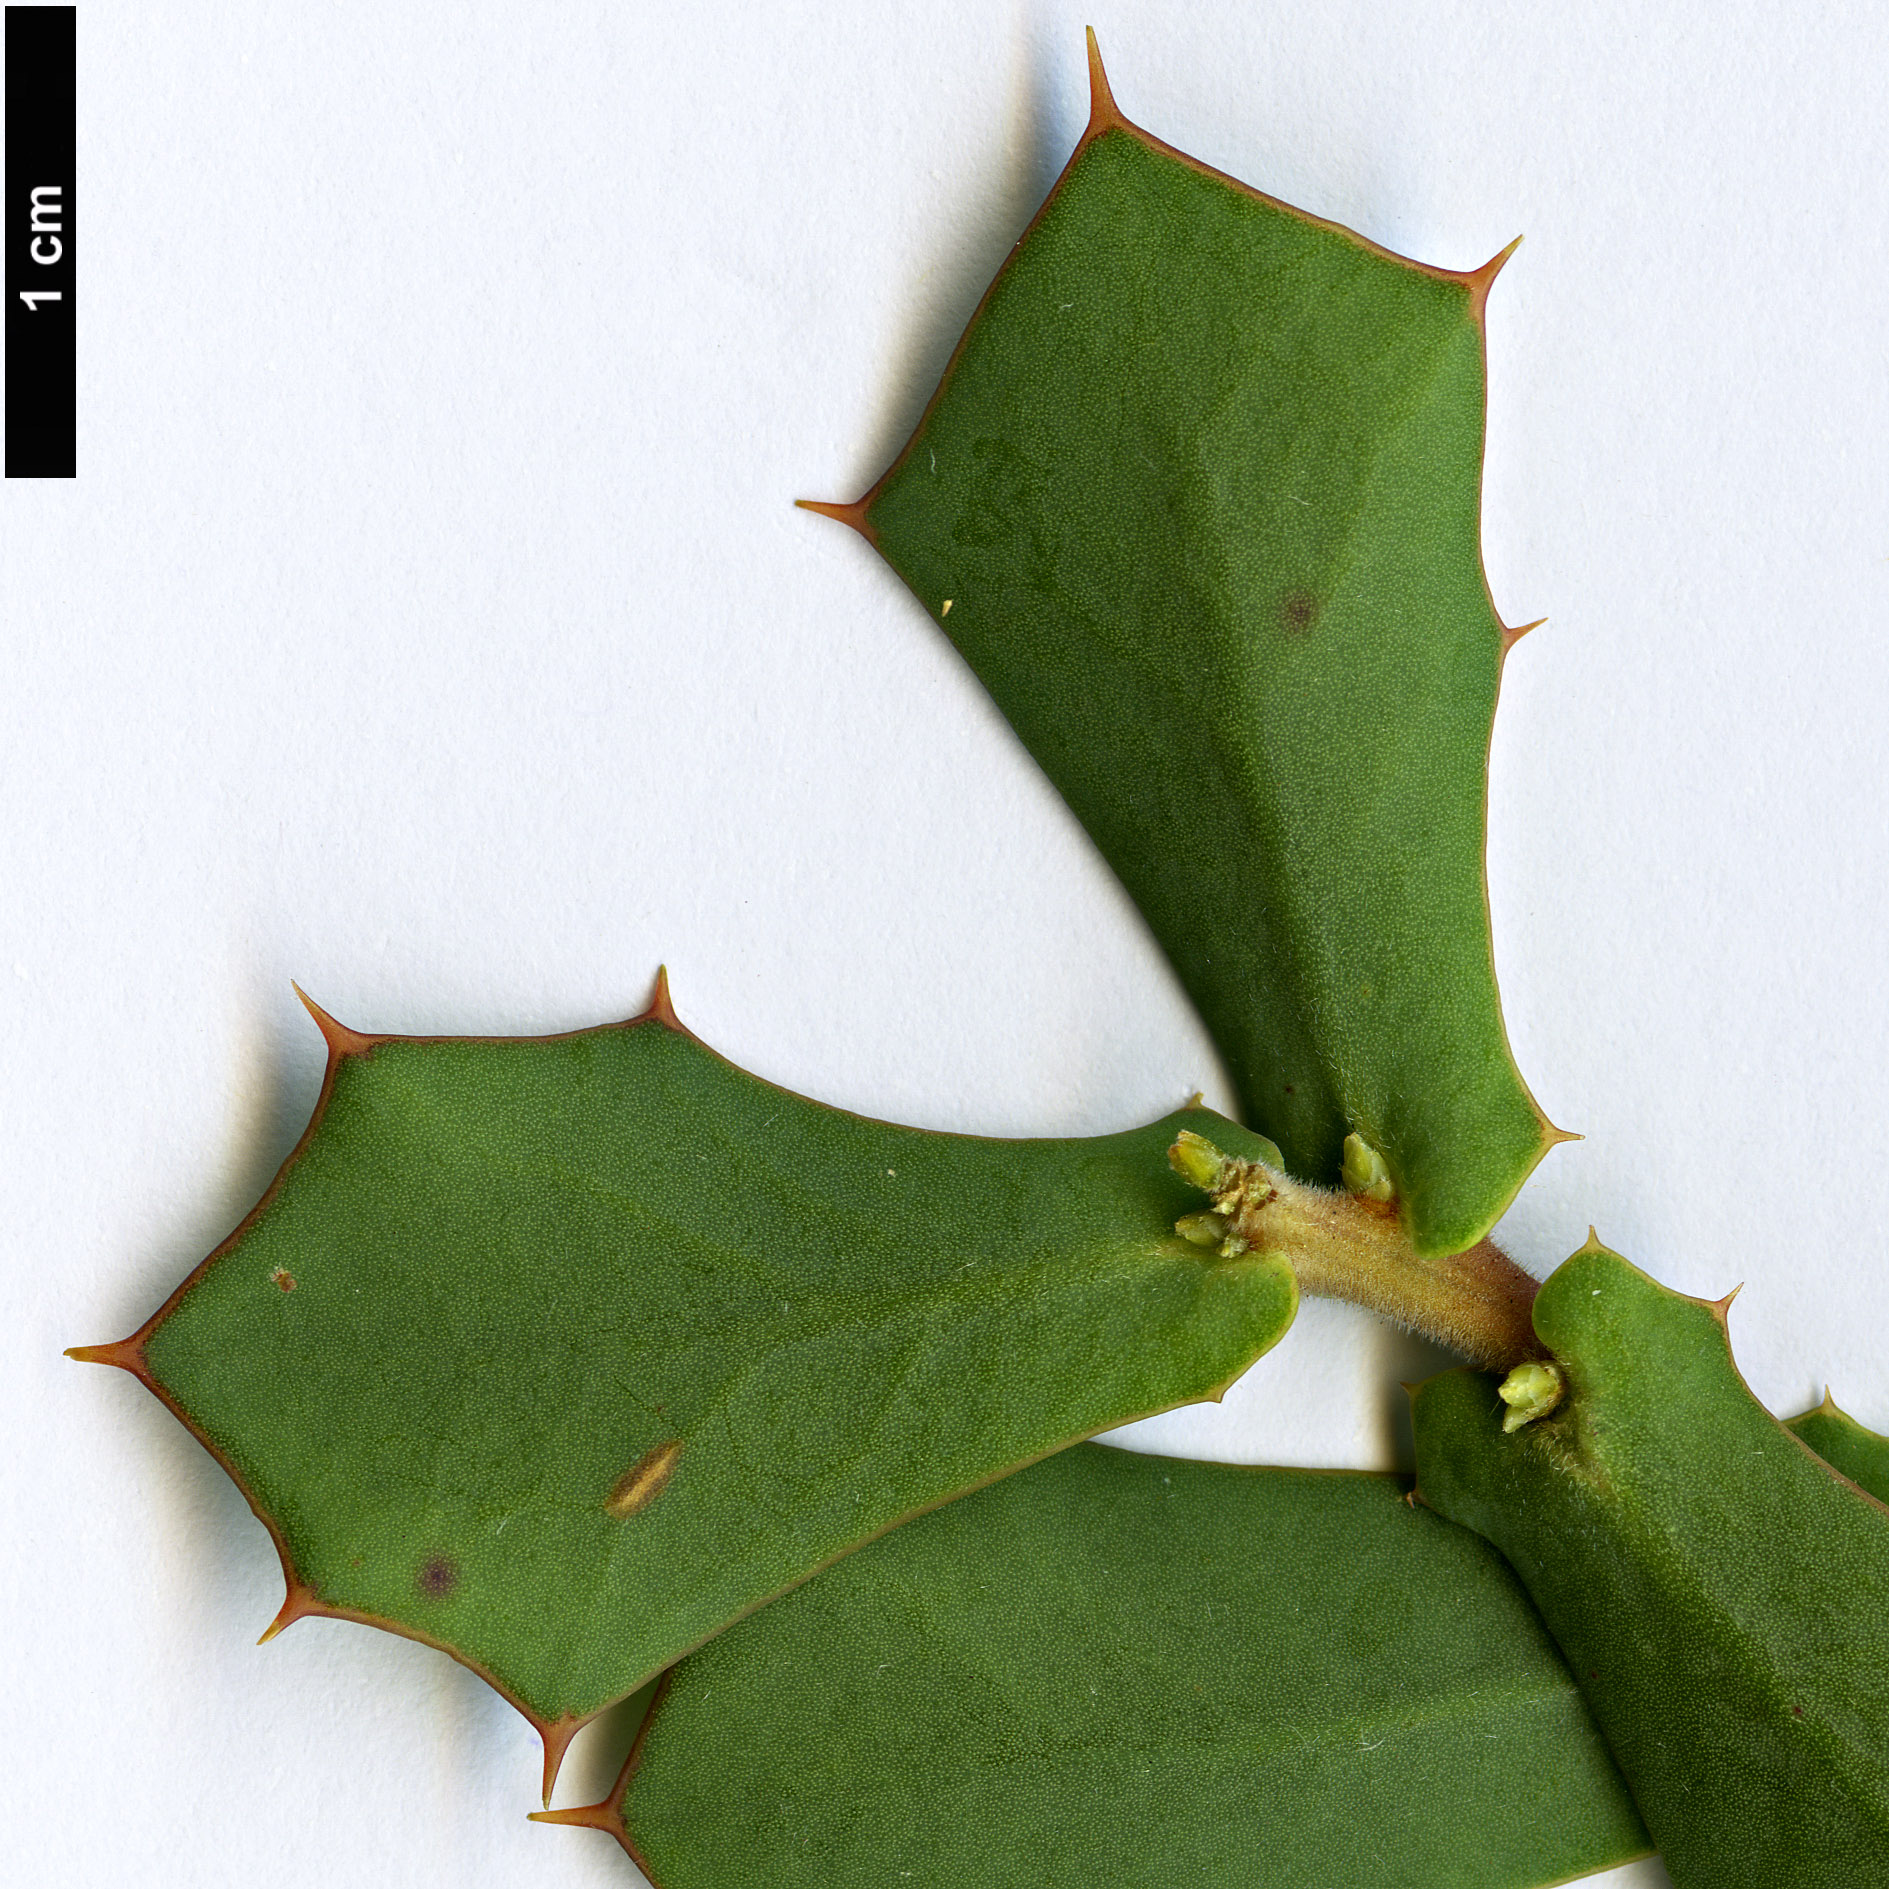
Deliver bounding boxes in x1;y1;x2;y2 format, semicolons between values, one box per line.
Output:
6;2;1887;1882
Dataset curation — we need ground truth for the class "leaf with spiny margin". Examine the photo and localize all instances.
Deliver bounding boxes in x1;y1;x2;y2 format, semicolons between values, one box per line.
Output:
541;1442;1649;1889
1788;1391;1889;1504
72;980;1293;1797
808;36;1556;1256
1411;1241;1889;1888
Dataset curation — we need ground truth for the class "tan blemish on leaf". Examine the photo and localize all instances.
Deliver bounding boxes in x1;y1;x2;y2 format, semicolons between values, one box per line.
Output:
271;1267;296;1292
607;1438;683;1519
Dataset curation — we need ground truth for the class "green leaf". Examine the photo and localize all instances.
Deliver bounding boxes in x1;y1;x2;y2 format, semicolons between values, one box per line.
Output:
811;38;1555;1255
72;983;1293;1792
1788;1392;1889;1505
543;1442;1648;1888
1411;1239;1889;1887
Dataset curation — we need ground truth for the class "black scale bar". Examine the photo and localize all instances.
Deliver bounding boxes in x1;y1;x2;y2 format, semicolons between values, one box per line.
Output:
6;6;76;478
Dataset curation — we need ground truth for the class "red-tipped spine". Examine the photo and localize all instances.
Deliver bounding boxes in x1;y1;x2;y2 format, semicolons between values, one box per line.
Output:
527;1672;674;1871
292;984;381;1061
534;1712;590;1807
1081;27;1130;143
1461;235;1523;324
64;1334;153;1384
639;964;687;1035
258;1577;325;1644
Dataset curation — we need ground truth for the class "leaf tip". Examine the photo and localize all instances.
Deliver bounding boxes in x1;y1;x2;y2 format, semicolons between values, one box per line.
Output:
796;495;875;543
1461;234;1523;321
65;1334;150;1380
1082;28;1129;141
529;1800;617;1834
535;1713;590;1807
292;983;378;1061
257;1578;323;1645
640;965;687;1034
1707;1282;1744;1325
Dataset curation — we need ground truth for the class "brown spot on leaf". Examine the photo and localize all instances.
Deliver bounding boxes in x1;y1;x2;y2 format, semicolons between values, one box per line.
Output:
1282;590;1318;635
271;1268;296;1292
417;1555;458;1600
606;1437;683;1519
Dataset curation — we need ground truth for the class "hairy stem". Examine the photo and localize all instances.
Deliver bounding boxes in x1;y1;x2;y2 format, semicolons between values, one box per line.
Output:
1170;1132;1543;1374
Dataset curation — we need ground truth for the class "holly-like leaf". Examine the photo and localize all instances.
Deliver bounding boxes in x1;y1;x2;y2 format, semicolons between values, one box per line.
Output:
1788;1392;1889;1505
1411;1241;1889;1887
808;35;1557;1255
71;978;1293;1796
542;1441;1648;1888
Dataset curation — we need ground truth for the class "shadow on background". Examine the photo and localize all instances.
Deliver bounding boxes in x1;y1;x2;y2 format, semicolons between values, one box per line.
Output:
839;28;1079;499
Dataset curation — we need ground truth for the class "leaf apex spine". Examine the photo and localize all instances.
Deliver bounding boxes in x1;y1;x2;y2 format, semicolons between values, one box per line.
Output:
65;1335;149;1378
1503;616;1548;653
1462;235;1523;320
1081;28;1129;143
536;1713;590;1807
640;965;688;1033
291;983;378;1061
796;496;875;542
257;1580;322;1644
529;1802;616;1832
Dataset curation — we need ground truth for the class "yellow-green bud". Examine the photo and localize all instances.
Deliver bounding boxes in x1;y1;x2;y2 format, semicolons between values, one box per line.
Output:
1174;1211;1229;1248
1169;1130;1231;1196
1341;1132;1395;1205
1498;1360;1567;1433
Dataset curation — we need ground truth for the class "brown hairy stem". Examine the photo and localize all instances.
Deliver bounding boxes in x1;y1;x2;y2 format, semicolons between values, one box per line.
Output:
1172;1134;1543;1374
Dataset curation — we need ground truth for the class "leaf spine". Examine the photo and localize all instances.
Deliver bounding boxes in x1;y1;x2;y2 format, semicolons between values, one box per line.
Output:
533;1671;673;1850
1081;28;1130;144
1461;235;1523;323
258;1578;324;1644
639;964;687;1034
64;1334;152;1384
524;1711;593;1807
529;1800;618;1834
795;496;875;545
292;983;379;1061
